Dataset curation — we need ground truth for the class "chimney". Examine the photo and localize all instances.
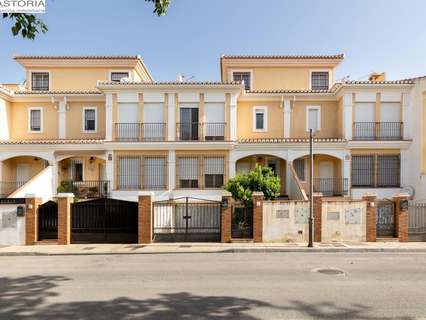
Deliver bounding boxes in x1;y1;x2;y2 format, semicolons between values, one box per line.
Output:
176;73;184;82
368;72;386;82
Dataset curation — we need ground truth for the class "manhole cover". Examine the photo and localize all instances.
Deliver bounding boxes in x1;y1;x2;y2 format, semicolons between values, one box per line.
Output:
312;268;346;275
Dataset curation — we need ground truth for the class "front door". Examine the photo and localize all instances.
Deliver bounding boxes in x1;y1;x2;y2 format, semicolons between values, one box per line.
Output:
319;161;334;195
180;107;199;140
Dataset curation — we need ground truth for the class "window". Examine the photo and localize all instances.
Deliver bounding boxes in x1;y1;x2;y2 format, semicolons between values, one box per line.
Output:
83;107;97;132
204;157;225;188
253;106;267;132
306;106;320;132
294;158;306;181
70;160;84;182
31;72;49;91
111;72;129;82
118;157;141;189
351;155;400;188
143;157;166;189
28;108;42;132
178;157;199;188
311;71;329;90
232;71;251;91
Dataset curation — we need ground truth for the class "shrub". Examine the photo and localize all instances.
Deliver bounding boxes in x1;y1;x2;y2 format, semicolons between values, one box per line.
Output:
225;164;280;204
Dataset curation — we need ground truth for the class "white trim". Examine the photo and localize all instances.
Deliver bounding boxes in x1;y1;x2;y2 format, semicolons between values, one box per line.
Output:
109;70;132;82
29;70;51;91
306;105;321;132
82;106;98;133
230;69;253;91
309;69;331;90
28;107;43;133
252;106;268;132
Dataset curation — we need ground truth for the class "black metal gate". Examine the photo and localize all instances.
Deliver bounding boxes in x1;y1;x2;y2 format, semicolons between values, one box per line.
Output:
232;202;253;239
38;201;58;240
153;197;221;242
71;198;138;243
376;200;395;237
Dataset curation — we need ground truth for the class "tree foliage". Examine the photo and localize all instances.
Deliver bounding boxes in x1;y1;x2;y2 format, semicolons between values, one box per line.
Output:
145;0;170;16
2;13;48;40
224;165;281;204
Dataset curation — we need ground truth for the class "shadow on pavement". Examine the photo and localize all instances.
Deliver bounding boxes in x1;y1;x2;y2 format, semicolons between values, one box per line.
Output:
0;275;413;319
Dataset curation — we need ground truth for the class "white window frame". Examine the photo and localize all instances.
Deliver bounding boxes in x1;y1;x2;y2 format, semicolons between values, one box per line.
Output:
29;70;51;91
309;70;331;91
109;70;132;82
82;106;98;133
306;106;321;132
28;107;43;133
252;106;268;132
230;69;253;91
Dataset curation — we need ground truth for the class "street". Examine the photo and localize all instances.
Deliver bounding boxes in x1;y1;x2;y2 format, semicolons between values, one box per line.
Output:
0;252;425;319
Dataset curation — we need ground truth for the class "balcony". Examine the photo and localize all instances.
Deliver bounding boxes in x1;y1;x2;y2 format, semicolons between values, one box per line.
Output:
114;123;167;142
176;122;226;141
313;178;349;196
0;181;26;198
353;122;403;141
57;180;110;198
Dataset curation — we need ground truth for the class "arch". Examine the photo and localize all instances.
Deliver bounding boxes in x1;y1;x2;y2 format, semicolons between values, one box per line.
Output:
0;152;52;163
288;150;346;162
230;149;288;162
56;154;107;162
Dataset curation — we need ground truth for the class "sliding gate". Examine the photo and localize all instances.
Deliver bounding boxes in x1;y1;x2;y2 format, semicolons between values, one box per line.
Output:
153;197;221;242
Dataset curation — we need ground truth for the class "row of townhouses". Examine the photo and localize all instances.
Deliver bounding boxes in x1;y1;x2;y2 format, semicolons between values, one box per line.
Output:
0;54;425;204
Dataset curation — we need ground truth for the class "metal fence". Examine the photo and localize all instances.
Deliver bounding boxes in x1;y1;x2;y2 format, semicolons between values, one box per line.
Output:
313;178;348;196
353;122;403;141
176;122;227;141
409;202;426;235
59;180;110;198
153;197;221;242
114;123;166;142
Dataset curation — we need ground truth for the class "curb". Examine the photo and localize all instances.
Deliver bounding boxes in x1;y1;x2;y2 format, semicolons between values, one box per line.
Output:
2;247;426;256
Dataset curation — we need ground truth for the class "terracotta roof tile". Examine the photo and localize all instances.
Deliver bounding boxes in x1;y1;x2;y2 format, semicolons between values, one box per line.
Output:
0;139;105;145
343;80;413;85
238;138;346;143
97;80;243;86
221;54;344;60
247;89;333;94
14;55;141;60
13;90;103;95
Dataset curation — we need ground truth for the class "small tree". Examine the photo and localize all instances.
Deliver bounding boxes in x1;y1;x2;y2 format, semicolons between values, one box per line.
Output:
225;164;280;204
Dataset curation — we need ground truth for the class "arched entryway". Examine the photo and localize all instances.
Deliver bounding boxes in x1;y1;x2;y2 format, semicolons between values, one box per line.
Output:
236;154;287;197
292;154;347;196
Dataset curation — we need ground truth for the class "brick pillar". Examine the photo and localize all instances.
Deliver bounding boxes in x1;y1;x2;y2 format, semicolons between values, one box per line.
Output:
393;193;410;242
25;196;42;245
57;193;74;245
313;193;322;242
138;191;154;244
221;191;233;243
363;193;377;242
252;191;264;243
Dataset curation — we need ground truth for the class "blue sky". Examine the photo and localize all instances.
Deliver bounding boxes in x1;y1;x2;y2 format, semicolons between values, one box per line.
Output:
1;0;426;84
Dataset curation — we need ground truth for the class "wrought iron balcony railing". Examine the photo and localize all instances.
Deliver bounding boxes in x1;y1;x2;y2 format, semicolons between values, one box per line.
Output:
114;123;167;142
58;180;110;198
353;122;403;141
176;122;226;141
313;178;349;196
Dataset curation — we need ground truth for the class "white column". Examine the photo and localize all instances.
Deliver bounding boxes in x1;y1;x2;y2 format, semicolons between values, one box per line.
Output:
106;150;114;189
168;93;175;141
228;160;236;179
51;158;59;196
343;155;351;193
229;94;238;141
402;92;411;140
283;99;291;138
343;93;353;140
168;150;176;190
0;98;10;140
58;99;66;139
106;93;113;141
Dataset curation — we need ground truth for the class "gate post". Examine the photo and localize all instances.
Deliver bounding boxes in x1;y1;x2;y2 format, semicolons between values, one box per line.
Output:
138;191;154;244
313;193;323;242
221;191;233;243
363;193;377;242
393;193;410;242
252;191;264;243
58;193;74;245
25;195;42;245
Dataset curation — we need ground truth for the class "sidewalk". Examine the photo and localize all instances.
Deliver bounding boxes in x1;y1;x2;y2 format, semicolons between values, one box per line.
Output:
1;241;426;256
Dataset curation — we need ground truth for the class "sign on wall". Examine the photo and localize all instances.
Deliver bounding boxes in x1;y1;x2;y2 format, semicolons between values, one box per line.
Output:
345;208;361;224
295;207;309;224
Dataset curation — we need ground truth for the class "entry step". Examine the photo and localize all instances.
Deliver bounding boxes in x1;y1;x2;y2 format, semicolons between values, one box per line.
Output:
376;237;399;242
231;239;254;243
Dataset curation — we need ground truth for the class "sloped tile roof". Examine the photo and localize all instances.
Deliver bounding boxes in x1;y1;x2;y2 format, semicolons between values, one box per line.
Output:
343;80;414;85
247;89;333;94
97;80;243;86
221;54;344;60
13;90;103;95
14;55;140;60
0;139;105;145
238;138;346;143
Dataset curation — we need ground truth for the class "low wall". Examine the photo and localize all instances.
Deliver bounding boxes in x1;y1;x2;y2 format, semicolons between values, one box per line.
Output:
263;200;310;242
321;199;367;242
0;202;26;245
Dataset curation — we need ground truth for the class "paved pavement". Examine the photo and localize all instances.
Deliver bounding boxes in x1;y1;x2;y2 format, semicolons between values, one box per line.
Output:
2;241;426;256
1;252;426;319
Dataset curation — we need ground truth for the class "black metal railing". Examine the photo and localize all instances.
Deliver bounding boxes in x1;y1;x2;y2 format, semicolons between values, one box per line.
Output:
114;123;166;142
353;122;403;141
58;180;110;198
0;181;27;197
313;178;349;196
351;155;400;188
176;122;227;141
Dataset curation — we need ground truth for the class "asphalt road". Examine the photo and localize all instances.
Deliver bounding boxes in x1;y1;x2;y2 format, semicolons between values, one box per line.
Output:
0;252;426;319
